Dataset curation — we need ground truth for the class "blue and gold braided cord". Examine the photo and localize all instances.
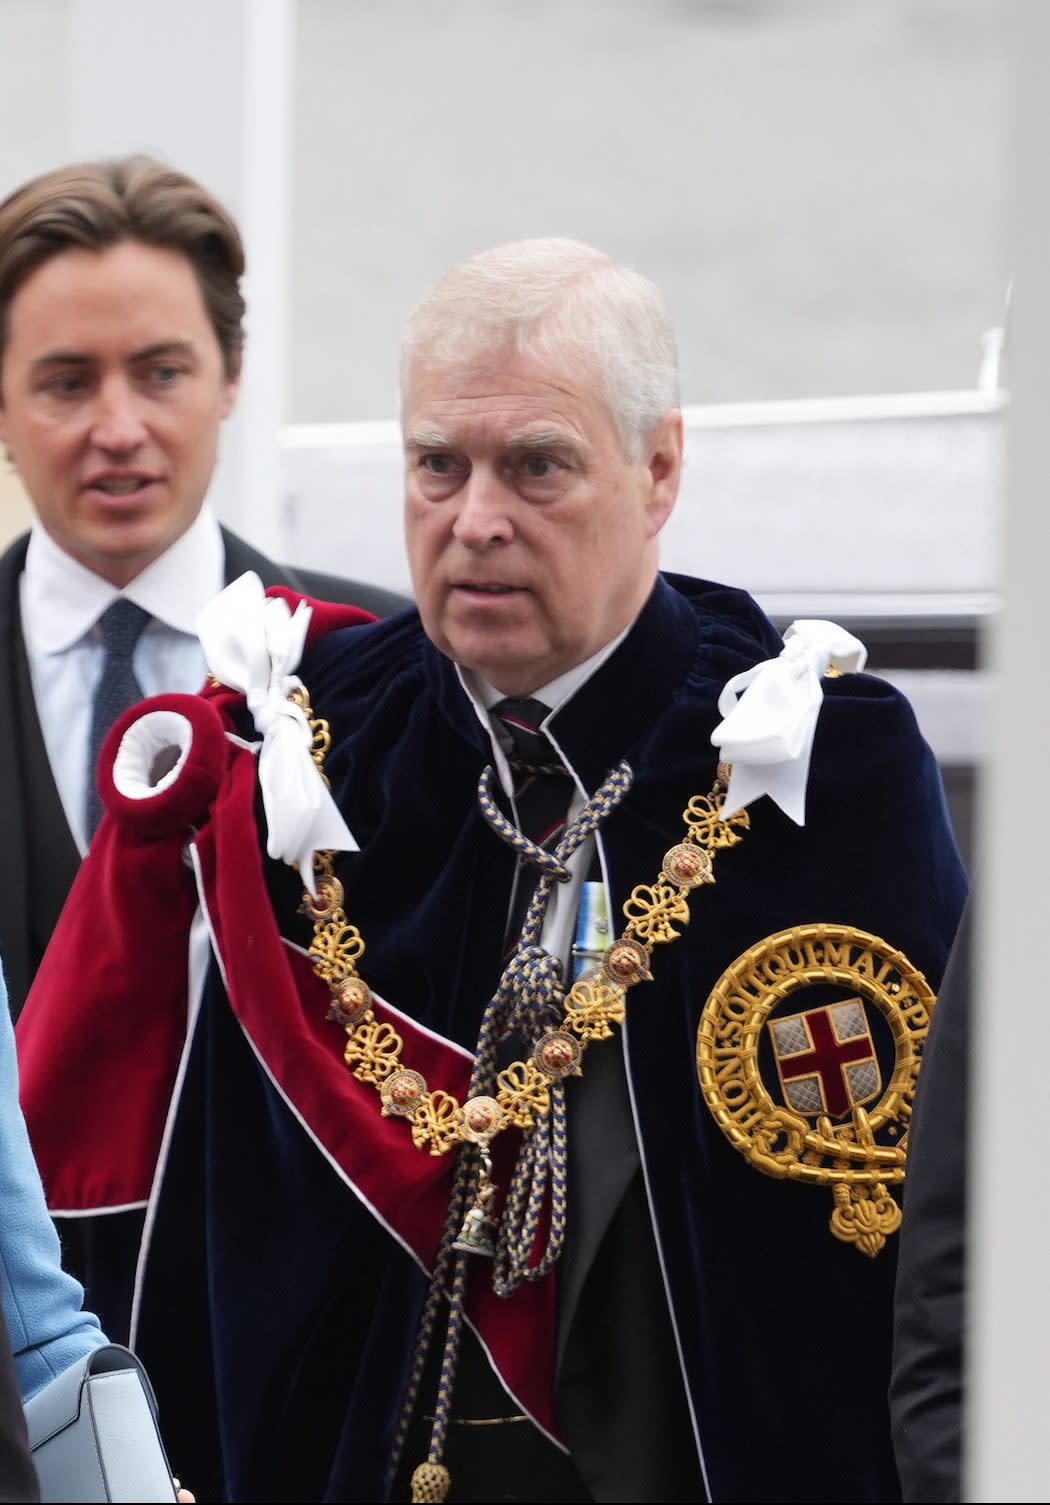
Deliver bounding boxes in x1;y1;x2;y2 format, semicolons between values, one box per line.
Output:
389;1149;474;1489
477;759;633;900
475;761;633;1293
401;759;635;1500
428;1248;470;1464
492;1089;569;1294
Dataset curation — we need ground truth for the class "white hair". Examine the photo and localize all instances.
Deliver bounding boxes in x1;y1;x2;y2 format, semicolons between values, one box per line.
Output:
400;237;680;459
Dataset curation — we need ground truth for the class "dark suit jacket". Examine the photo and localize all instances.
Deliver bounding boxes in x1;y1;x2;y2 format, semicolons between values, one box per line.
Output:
890;903;970;1502
0;526;410;1021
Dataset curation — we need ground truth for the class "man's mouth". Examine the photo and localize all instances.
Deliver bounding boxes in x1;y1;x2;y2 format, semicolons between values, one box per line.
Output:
86;476;157;497
455;582;519;595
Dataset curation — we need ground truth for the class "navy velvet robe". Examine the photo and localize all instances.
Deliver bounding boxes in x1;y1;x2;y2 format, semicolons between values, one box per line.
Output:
121;575;965;1502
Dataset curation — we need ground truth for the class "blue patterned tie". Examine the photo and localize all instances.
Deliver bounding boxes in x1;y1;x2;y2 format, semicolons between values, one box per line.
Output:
85;598;151;838
492;697;573;954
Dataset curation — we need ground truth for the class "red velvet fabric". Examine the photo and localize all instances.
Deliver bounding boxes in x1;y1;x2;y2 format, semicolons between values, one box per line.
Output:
17;587;558;1432
17;693;224;1212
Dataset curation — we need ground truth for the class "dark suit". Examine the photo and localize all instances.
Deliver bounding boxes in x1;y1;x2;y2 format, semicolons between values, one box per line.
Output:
890;903;970;1502
0;526;408;1342
0;526;409;1022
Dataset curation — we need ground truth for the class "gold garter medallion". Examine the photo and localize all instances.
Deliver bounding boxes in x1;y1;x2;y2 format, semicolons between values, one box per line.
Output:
459;1095;504;1143
533;1030;583;1080
298;872;344;921
381;1069;429;1118
696;923;936;1258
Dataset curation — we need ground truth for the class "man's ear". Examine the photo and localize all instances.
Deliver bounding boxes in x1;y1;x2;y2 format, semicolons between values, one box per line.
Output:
221;349;243;419
643;410;683;538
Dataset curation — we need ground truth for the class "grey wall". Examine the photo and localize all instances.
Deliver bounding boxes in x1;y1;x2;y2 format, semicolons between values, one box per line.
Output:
290;0;1007;421
0;0;1008;424
0;1;68;189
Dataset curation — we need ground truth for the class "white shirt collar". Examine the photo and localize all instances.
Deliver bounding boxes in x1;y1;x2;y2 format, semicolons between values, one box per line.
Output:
22;506;225;654
456;619;635;796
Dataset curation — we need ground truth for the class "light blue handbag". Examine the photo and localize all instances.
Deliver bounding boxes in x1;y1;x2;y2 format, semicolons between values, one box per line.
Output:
23;1343;176;1502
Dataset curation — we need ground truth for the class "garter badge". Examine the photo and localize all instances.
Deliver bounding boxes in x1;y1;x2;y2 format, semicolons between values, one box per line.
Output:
769;1000;880;1119
696;923;936;1258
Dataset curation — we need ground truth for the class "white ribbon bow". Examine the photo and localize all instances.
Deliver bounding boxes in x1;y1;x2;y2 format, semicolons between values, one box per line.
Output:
710;619;867;826
196;572;358;894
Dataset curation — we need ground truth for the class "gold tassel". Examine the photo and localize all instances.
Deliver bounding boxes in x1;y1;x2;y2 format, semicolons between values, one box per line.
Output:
411;1460;451;1502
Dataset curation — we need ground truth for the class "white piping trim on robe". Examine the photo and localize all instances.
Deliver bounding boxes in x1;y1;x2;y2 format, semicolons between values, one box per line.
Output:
129;893;213;1346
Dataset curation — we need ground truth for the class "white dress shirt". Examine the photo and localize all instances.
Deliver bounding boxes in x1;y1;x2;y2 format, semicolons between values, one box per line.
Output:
457;621;633;972
20;507;225;855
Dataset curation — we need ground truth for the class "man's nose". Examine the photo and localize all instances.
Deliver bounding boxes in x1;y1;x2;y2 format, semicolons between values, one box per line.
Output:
452;470;514;548
89;381;149;452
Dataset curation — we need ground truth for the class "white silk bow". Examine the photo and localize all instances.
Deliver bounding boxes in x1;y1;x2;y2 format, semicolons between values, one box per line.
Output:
710;619;867;826
196;572;358;894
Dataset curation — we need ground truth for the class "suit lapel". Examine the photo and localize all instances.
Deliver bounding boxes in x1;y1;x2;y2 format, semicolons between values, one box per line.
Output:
13;604;83;954
556;1028;641;1377
220;528;298;590
0;539;31;1014
0;537;79;1018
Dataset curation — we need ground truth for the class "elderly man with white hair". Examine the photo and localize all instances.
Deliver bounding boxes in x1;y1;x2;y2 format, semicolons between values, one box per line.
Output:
18;238;966;1504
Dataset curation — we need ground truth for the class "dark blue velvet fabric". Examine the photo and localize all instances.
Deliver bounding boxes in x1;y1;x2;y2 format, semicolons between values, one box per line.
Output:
135;573;967;1503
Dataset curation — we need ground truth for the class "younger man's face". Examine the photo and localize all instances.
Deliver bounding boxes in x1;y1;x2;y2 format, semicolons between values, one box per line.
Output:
0;239;239;588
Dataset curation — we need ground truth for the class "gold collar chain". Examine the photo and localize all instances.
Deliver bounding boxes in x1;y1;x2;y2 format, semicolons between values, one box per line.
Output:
293;684;749;1157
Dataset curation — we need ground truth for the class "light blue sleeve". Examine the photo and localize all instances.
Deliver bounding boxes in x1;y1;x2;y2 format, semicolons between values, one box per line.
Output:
0;971;106;1399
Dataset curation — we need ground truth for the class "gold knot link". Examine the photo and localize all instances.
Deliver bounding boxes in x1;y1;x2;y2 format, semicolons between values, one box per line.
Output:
622;882;692;944
495;1060;551;1129
288;689;332;782
344;1020;403;1084
683;792;750;850
410;1089;462;1156
564;979;625;1041
411;1462;451;1503
308;918;367;984
310;719;332;766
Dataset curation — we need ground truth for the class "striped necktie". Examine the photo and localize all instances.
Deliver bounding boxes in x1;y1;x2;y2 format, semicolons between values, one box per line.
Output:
491;696;573;953
85;598;150;838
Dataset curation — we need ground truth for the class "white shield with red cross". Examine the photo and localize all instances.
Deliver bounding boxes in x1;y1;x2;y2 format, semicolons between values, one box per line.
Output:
768;998;881;1120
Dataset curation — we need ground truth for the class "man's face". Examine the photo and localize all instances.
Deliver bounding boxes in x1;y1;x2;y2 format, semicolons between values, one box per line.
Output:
0;240;239;587
403;348;682;697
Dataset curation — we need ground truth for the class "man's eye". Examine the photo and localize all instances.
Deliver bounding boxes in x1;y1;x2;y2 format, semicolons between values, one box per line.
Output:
520;454;558;479
147;364;181;386
44;374;87;397
422;454;457;475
